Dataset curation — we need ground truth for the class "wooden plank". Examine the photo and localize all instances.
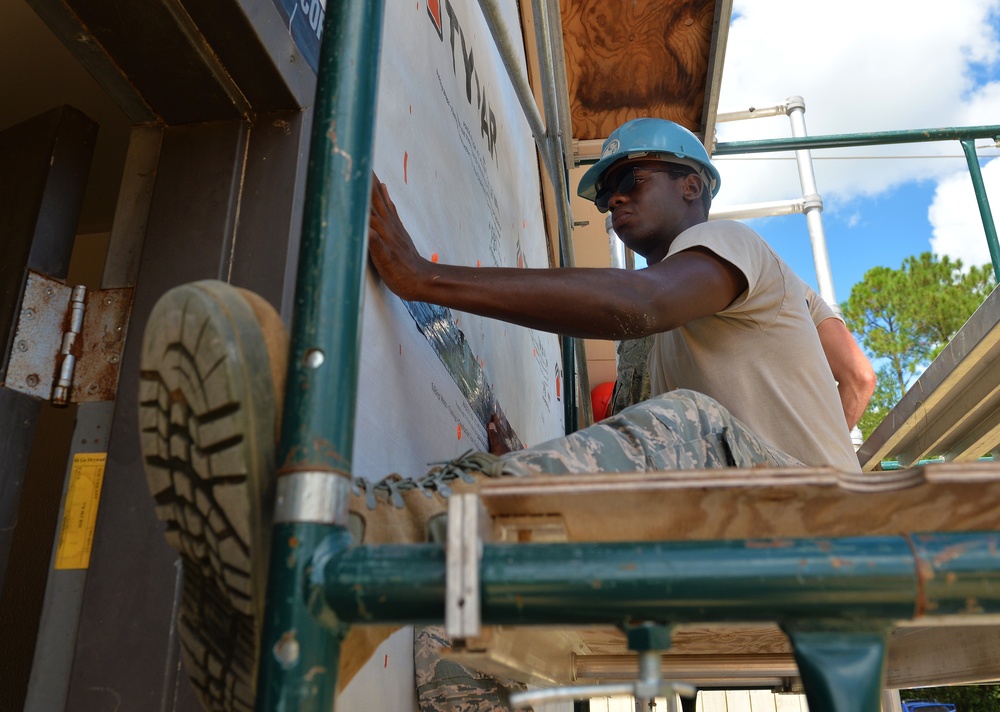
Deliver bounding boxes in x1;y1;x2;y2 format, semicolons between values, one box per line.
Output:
481;462;1000;542
884;625;1000;688
576;625;793;657
447;627;591;686
774;694;805;712
725;690;752;712
455;622;1000;689
700;691;729;712
748;690;777;712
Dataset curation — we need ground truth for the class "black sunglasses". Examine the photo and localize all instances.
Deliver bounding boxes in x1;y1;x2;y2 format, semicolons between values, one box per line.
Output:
594;166;692;213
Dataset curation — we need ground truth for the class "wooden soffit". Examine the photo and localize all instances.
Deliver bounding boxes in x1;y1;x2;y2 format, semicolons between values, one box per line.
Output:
559;0;731;149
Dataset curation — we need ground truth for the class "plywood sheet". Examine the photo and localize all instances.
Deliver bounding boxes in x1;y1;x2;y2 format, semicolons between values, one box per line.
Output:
560;0;717;140
480;462;1000;542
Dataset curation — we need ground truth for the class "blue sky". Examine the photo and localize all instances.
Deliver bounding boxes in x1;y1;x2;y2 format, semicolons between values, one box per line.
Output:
710;0;1000;306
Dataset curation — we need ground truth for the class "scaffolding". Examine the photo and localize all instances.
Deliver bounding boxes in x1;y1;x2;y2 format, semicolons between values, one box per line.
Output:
255;2;1000;711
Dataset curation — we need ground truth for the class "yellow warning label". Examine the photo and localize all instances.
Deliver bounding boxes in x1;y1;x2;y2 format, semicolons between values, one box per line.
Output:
55;453;107;570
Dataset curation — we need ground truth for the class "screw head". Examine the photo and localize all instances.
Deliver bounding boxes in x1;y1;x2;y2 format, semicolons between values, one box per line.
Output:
16;341;28;352
26;374;39;387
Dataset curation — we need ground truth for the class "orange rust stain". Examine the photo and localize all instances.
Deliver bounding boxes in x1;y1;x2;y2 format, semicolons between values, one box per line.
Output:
403;151;409;183
280;438;349;472
933;543;972;566
289;536;300;548
304;666;326;681
620;563;637;571
477;260;481;268
431;253;439;263
906;533;930;617
457;424;462;439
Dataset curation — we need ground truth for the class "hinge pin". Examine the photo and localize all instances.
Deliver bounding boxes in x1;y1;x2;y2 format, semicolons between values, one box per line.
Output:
52;285;87;406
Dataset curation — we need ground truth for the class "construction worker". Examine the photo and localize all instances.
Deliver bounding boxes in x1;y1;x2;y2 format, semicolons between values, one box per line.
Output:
368;117;874;473
137;117;875;711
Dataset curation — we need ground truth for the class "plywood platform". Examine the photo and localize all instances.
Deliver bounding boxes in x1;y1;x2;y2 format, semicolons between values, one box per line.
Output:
480;462;1000;543
448;462;1000;690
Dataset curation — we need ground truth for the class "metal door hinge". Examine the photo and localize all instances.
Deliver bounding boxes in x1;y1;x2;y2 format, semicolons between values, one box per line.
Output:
4;270;133;405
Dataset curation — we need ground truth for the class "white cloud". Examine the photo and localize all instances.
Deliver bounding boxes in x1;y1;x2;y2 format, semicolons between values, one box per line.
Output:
929;157;1000;268
713;0;1000;210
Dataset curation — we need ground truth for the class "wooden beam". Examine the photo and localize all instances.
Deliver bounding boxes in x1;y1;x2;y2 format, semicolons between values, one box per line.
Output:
482;462;1000;542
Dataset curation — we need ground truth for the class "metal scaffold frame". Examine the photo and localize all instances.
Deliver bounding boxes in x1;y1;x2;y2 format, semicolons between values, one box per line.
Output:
257;3;1000;711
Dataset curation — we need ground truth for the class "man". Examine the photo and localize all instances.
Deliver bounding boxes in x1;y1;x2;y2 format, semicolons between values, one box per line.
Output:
368;117;873;473
138;118;874;711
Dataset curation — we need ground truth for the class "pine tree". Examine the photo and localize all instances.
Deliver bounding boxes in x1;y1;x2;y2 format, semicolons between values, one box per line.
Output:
842;252;995;439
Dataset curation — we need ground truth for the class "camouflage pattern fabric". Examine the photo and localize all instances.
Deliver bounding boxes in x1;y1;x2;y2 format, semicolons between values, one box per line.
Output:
609;336;653;416
500;389;802;474
414;627;525;712
412;389;801;711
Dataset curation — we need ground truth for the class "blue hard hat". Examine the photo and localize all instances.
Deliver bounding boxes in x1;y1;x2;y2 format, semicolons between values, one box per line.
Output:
577;118;721;201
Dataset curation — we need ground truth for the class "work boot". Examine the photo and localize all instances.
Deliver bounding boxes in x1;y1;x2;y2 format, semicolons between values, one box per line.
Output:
138;280;286;712
138;279;516;709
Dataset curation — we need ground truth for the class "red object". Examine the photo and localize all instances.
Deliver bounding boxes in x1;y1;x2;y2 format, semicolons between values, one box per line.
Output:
591;381;615;421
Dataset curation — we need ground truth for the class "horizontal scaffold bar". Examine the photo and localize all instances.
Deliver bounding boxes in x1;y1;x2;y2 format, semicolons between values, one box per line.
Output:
315;531;1000;628
714;124;1000;155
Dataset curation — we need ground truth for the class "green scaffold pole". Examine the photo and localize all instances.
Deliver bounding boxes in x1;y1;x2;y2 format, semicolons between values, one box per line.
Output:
256;1;385;710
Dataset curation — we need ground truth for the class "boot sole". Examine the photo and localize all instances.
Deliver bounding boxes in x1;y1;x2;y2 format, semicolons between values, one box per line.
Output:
138;280;282;711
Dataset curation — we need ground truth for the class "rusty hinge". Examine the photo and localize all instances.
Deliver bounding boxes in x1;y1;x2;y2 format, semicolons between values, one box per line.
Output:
4;270;134;405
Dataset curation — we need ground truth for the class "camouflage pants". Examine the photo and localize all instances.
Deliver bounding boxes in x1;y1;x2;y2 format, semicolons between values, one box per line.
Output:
502;388;802;474
414;389;802;711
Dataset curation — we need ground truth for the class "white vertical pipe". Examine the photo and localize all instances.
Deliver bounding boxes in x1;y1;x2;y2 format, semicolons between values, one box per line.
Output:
881;689;903;712
785;98;864;446
786;96;839;311
607;214;627;270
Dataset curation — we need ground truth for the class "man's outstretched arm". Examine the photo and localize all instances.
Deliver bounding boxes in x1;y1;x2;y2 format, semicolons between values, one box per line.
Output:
367;177;746;340
816;317;877;429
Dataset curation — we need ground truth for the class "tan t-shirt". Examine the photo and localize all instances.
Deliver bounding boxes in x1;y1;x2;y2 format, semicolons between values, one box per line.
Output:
647;220;859;472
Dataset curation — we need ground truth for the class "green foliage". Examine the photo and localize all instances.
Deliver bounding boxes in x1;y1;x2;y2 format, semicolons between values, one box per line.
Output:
856;364;905;439
841;252;995;439
901;684;1000;710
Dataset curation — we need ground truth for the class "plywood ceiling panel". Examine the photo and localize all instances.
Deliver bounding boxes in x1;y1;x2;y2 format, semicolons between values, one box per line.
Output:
561;0;717;140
